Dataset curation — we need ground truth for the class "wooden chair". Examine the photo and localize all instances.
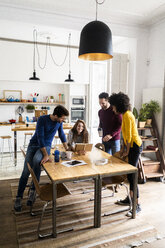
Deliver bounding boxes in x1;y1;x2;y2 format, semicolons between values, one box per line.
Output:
20;147;26;158
24;132;33;150
0;135;13;165
102;152;131;216
27;162;72;238
94;146;131;213
95;143;105;151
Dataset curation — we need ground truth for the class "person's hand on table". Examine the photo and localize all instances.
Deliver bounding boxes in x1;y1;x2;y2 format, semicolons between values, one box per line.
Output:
40;155;52;164
102;135;112;142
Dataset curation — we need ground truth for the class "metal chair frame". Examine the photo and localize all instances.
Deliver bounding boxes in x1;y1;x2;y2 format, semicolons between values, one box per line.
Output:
27;163;72;238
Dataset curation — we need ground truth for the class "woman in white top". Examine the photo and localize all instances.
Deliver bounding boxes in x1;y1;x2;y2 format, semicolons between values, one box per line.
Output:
67;120;89;153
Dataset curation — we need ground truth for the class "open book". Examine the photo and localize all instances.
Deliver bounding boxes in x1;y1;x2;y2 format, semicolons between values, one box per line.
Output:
75;143;93;152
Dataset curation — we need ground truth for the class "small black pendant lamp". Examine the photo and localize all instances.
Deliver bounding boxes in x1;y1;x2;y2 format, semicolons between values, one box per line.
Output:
65;33;74;82
79;0;113;61
29;29;40;80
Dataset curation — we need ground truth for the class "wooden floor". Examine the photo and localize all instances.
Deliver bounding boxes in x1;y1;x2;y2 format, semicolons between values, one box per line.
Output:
0;177;165;248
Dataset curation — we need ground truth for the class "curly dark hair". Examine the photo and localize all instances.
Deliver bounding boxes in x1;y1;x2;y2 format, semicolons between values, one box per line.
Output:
109;92;131;113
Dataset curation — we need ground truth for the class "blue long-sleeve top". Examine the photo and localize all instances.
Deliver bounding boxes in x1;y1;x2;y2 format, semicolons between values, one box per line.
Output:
30;115;66;148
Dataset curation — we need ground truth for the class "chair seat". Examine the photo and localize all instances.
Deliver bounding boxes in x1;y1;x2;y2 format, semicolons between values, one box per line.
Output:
24;132;33;135
102;175;127;186
0;136;12;139
39;183;71;201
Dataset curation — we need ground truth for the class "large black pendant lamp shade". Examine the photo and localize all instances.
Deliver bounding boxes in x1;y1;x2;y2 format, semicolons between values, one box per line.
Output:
79;20;113;61
79;0;113;61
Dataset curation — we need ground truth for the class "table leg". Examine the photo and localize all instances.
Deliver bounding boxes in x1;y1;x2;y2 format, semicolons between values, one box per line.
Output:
52;182;57;237
94;176;102;228
14;131;17;166
132;171;138;219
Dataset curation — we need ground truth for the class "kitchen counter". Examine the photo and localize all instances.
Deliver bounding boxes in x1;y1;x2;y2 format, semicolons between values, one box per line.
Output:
0;122;25;126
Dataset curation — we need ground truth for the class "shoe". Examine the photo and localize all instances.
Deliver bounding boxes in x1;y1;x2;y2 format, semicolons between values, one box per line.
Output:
14;197;22;212
126;204;141;217
27;189;36;206
116;196;130;205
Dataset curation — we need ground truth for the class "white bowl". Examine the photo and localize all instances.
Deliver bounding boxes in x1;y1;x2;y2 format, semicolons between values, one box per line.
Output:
95;158;108;166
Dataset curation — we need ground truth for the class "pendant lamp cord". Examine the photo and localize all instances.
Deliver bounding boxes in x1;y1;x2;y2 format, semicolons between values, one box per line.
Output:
95;0;105;20
68;33;71;74
33;29;48;70
48;35;69;67
33;29;70;69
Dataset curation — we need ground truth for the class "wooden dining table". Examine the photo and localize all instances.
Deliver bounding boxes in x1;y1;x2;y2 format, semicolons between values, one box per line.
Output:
11;123;72;165
43;145;138;238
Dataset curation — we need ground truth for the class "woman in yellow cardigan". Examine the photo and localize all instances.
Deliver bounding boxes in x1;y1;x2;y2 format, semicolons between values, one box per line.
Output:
109;92;143;217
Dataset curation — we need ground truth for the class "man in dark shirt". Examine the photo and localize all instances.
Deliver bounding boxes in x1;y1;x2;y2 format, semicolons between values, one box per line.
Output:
98;92;122;155
14;105;69;212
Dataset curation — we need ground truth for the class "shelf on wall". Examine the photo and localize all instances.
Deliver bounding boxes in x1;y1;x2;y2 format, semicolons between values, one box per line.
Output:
0;102;65;105
0;80;89;85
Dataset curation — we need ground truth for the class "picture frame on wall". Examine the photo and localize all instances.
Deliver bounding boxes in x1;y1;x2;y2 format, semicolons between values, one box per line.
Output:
3;90;22;102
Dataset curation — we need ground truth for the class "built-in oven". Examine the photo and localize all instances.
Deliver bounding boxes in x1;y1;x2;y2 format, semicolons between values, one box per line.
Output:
71;107;86;123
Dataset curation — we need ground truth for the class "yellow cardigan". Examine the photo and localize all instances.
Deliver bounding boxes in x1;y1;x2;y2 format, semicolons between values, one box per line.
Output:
122;111;142;147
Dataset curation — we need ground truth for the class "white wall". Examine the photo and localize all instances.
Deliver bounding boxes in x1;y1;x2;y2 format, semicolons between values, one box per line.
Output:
143;88;164;139
147;21;165;88
1;16;162;133
0;40;89;83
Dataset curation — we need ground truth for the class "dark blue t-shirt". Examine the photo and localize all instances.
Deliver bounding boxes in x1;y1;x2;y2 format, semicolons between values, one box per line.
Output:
30;115;66;148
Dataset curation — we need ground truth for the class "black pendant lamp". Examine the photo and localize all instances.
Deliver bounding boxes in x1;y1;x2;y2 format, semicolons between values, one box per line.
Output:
29;29;40;80
79;0;113;61
65;33;74;82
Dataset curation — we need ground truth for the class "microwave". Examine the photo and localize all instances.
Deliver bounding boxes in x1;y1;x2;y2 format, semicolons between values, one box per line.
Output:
71;96;85;106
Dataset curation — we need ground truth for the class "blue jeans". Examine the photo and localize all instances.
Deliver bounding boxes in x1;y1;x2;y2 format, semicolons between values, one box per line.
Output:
17;144;51;198
103;139;120;155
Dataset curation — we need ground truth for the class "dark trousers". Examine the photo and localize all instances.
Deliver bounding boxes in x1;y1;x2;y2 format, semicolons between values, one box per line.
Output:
127;142;143;198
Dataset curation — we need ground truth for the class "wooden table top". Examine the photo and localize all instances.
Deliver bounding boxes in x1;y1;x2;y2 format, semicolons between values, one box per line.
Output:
11;123;73;131
43;146;137;183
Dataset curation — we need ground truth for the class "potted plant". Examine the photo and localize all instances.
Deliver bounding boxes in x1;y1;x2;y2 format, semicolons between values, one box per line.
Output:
138;105;146;128
26;104;35;113
50;96;54;103
133;107;138;126
143;100;161;125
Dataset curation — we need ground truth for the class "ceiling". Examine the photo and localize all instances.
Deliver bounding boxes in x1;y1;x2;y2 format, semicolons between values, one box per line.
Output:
0;0;165;27
0;0;165;46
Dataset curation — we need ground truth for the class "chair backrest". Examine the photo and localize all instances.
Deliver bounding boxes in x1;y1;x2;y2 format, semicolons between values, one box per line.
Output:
20;147;26;158
113;151;128;163
27;163;41;195
95;143;105;152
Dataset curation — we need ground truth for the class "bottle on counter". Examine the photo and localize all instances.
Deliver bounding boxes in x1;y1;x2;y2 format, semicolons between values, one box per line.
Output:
54;147;60;162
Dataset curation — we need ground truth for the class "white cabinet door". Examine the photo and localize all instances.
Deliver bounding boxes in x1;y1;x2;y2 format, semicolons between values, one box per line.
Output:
110;53;129;94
